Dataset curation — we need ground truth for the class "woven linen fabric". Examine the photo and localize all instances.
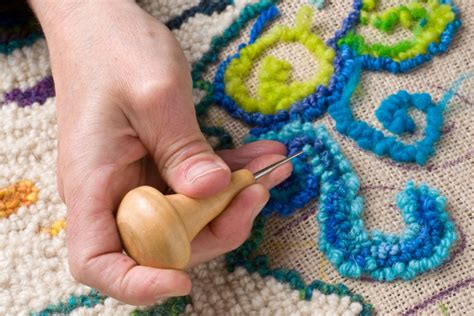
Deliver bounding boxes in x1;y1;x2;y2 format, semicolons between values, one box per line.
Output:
0;0;472;315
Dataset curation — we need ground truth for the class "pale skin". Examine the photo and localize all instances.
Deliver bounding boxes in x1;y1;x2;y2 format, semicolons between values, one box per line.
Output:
27;0;293;305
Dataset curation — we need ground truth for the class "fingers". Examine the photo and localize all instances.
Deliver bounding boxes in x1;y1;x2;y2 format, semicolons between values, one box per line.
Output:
71;252;191;305
188;154;292;266
217;140;287;170
64;172;192;305
56;172;65;202
243;153;293;189
126;81;231;199
188;184;268;267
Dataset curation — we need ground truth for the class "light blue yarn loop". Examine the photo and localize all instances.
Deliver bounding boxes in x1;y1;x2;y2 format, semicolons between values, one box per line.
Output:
250;120;457;281
375;91;421;135
328;58;473;165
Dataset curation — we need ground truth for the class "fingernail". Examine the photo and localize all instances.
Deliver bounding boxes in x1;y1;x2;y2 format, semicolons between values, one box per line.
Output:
185;161;224;183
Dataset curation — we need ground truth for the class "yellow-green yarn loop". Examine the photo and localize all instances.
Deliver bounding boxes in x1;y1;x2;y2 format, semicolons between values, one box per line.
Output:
224;6;335;114
343;0;456;61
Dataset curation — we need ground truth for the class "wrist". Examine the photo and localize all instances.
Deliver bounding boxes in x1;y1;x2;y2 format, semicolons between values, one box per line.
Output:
27;0;136;38
27;1;83;34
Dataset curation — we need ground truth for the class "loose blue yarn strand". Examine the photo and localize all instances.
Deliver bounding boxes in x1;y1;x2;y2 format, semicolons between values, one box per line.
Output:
438;72;474;110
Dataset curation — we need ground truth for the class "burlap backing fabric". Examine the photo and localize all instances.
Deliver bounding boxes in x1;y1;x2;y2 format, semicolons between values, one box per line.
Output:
0;0;472;314
202;0;474;314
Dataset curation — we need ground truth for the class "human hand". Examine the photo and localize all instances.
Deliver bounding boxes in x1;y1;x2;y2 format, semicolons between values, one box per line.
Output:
28;0;292;305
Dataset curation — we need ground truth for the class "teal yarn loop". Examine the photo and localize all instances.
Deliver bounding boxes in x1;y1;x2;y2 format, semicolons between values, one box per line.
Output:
32;292;190;316
131;296;191;316
226;216;373;315
249;120;457;281
31;291;105;315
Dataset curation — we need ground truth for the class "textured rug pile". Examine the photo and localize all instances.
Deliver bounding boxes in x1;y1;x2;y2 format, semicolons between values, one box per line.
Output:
0;0;473;315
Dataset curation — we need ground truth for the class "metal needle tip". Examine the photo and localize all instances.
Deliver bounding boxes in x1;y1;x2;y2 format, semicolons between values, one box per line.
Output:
253;151;304;180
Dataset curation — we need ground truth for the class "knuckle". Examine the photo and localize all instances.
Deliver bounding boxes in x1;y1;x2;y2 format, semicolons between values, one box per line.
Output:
131;75;190;112
66;248;97;288
144;271;162;289
158;136;210;171
68;258;87;284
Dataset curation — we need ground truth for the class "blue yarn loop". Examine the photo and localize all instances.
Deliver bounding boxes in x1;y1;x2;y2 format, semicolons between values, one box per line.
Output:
328;58;473;165
249;5;280;43
376;71;474;135
247;121;320;216
327;0;363;49
375;91;421;135
249;120;457;281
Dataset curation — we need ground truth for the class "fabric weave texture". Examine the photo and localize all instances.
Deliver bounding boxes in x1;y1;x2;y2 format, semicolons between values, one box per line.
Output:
0;0;472;315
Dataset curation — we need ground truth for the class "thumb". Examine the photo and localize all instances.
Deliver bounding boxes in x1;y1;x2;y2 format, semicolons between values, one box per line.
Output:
156;129;231;198
129;82;231;198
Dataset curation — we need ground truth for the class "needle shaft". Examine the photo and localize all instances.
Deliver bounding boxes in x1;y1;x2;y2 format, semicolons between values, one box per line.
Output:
253;151;303;180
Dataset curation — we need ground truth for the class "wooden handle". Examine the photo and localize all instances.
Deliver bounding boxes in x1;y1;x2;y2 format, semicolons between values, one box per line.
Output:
116;169;255;270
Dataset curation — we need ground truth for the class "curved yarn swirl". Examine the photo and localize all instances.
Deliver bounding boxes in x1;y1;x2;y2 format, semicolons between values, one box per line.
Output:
249;120;457;281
